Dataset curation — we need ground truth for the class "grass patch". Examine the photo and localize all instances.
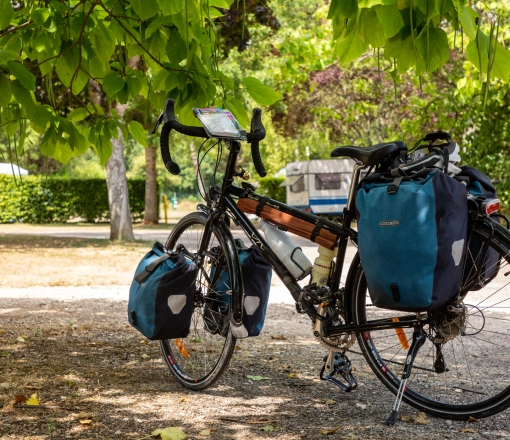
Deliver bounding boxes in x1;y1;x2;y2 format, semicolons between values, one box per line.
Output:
0;235;153;287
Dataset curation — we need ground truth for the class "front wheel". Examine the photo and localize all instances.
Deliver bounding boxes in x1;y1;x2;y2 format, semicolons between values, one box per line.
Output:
160;212;237;390
349;219;510;420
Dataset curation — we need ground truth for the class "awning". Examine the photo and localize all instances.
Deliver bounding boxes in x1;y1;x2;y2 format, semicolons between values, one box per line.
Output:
279;175;303;187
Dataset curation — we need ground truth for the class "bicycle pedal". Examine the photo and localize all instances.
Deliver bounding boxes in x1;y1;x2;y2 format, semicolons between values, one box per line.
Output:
320;351;358;392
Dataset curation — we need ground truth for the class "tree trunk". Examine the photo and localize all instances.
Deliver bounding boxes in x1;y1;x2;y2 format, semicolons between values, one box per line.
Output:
144;145;159;225
90;79;134;241
106;127;135;240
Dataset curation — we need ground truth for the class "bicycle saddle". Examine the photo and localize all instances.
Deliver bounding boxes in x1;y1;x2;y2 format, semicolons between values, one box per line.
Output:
331;141;407;167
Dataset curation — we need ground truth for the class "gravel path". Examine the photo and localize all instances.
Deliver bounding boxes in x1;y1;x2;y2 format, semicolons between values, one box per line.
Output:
1;290;510;439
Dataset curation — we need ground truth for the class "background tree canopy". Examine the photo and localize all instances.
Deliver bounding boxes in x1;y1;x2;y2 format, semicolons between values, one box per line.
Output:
1;0;509;208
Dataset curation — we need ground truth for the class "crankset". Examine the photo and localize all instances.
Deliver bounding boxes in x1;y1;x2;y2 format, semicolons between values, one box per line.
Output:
320;351;358;392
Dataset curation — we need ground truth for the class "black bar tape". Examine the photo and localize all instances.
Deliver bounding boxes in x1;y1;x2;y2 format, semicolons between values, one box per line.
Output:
310;218;325;243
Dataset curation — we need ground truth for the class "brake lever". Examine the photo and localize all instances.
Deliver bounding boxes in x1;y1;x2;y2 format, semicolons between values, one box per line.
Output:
151;112;164;134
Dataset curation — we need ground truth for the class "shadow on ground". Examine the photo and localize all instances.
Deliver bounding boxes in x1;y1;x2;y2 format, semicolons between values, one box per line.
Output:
0;299;508;440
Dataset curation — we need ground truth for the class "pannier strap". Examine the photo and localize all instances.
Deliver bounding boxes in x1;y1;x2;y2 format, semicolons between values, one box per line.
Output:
387;177;403;195
310;218;325;243
256;196;269;216
135;253;171;284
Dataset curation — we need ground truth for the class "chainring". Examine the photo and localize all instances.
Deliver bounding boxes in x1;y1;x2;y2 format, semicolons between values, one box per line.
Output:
318;332;357;351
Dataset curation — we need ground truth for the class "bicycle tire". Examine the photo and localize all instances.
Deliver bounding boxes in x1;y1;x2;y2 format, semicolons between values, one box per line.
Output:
160;212;237;390
348;219;510;420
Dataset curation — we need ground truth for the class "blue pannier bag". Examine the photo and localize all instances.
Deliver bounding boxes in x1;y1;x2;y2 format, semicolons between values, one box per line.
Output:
458;166;500;290
204;239;272;337
355;170;468;312
128;242;197;340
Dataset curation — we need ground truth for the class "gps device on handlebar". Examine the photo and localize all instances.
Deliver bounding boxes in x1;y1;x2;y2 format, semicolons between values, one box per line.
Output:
152;98;267;177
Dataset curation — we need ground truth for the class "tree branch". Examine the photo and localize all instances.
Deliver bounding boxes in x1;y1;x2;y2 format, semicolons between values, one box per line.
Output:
70;0;99;93
0;21;32;39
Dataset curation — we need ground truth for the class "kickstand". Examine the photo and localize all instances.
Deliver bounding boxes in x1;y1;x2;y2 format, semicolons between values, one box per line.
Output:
386;326;426;426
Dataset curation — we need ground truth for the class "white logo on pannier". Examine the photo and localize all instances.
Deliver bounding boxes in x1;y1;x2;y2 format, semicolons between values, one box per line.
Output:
244;296;260;315
168;295;187;314
452;239;465;266
379;220;400;226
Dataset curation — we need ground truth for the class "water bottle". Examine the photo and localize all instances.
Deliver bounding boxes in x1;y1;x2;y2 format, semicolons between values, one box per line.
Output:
311;245;336;287
260;221;312;279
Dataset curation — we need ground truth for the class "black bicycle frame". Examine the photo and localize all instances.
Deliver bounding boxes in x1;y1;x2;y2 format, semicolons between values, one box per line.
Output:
207;140;429;334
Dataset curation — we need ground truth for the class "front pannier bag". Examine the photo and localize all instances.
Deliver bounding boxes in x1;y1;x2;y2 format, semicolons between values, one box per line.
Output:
204;239;272;337
356;171;468;312
128;242;197;340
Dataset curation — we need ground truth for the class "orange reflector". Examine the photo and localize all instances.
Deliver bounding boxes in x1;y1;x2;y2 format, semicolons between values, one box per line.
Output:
175;338;189;358
392;318;409;350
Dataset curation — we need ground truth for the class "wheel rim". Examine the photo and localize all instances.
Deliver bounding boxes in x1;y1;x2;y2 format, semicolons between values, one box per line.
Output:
354;226;510;416
161;217;234;385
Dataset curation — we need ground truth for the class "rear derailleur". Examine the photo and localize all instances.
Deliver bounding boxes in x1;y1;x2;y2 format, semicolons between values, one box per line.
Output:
320;350;358;392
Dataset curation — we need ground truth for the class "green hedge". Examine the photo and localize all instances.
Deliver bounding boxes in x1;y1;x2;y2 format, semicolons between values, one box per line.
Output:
255;176;286;202
0;176;147;223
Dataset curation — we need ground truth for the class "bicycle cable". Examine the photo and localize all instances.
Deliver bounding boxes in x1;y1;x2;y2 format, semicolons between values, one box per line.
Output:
196;139;221;202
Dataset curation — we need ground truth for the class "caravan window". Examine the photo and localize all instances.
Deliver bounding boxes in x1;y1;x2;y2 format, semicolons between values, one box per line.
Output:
315;173;346;190
290;176;305;193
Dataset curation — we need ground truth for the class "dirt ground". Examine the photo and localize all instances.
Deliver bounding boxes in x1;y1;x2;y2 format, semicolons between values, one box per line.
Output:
1;234;510;439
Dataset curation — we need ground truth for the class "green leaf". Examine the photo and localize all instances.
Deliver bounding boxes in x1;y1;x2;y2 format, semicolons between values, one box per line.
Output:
32;105;55;131
0;76;11;108
217;72;234;90
242;77;282;106
93;135;113;166
127;76;143;97
458;5;478;40
145;16;168;39
414;0;441;19
359;0;397;6
328;0;358;20
0;50;18;65
129;0;158;20
166;32;187;67
0;0;14;30
397;36;418;73
67;108;89;122
151;427;186;440
336;32;366;65
157;0;185;15
415;27;450;73
31;8;50;26
209;0;230;7
128;121;147;147
10;80;37;117
226;97;249;128
358;8;385;48
152;69;170;91
259;425;274;432
491;43;510;82
7;61;36;91
165;72;184;92
102;71;125;96
246;375;272;380
55;45;80;88
91;22;116;71
374;3;404;38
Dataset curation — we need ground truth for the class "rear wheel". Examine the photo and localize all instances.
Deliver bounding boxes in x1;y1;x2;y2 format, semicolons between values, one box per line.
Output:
350;220;510;419
160;212;236;390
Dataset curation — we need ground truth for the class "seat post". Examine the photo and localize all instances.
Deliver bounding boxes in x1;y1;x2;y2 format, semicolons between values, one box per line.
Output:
346;161;366;214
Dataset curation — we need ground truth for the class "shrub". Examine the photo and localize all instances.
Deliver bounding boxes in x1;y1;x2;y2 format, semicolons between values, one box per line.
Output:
255;176;286;202
0;176;147;223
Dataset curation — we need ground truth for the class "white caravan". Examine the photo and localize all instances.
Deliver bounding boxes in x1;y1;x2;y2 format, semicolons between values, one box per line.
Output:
280;159;355;216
